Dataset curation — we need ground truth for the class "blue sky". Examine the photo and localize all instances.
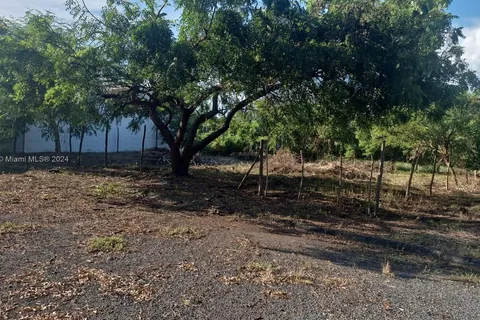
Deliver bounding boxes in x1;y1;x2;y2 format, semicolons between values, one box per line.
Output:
1;0;479;72
449;0;480;27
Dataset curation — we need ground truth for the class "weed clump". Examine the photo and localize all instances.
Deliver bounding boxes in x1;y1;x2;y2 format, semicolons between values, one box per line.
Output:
89;236;125;252
0;221;33;234
92;183;123;199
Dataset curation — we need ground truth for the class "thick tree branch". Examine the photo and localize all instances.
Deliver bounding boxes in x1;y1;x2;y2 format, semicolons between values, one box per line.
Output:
188;84;223;109
186;82;282;157
149;104;174;147
156;1;168;20
184;92;220;149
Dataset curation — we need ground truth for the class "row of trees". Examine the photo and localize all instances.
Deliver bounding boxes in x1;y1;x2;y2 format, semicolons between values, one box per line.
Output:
1;0;478;176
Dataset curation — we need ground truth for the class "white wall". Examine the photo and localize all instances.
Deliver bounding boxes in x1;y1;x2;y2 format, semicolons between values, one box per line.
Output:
23;118;165;153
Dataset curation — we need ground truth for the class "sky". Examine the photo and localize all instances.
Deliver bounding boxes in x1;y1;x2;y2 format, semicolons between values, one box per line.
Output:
0;0;479;73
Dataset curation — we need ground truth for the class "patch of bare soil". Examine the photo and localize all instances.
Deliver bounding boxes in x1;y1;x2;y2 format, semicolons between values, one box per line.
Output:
1;164;479;320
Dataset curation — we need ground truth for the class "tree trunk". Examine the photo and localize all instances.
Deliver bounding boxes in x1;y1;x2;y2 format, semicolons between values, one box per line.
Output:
367;154;375;215
451;166;459;187
374;140;386;217
170;145;192;176
444;159;458;189
171;158;190;176
76;127;85;166
52;125;61;153
446;162;450;191
406;150;419;200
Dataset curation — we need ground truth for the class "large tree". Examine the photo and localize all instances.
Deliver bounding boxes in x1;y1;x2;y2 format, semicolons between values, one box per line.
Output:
4;0;477;175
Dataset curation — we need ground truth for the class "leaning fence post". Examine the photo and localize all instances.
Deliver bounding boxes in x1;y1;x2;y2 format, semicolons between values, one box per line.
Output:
238;154;259;190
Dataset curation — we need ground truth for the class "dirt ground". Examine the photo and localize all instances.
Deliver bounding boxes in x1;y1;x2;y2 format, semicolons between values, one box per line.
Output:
0;154;479;319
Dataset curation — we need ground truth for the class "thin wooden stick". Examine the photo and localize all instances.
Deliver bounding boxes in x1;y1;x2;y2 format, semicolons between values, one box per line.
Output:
298;150;304;200
238;154;259;190
264;143;269;197
367;154;374;215
374;139;386;217
337;146;343;206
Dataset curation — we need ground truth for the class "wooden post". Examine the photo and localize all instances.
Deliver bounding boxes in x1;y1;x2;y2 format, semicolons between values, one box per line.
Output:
367;154;375;215
104;123;109;168
374;139;386;217
337;145;343;206
429;152;438;196
446;166;450;191
264;142;269;197
406;149;419;200
238;154;259;190
116;127;120;153
69;128;72;153
140;125;147;172
298;150;304;200
258;140;265;196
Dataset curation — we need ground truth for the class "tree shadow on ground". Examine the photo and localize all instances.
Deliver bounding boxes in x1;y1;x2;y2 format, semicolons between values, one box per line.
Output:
29;164;480;279
256;218;480;277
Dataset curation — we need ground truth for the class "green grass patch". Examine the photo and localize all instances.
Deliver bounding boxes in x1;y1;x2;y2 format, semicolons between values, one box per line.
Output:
0;221;34;234
92;183;123;199
88;236;125;252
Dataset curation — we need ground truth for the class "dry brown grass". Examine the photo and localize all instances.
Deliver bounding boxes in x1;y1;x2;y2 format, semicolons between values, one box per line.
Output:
164;226;204;240
178;262;198;272
262;289;289;299
323;276;354;290
447;272;480;285
382;261;394;277
72;268;157;301
221;261;314;286
269;149;300;174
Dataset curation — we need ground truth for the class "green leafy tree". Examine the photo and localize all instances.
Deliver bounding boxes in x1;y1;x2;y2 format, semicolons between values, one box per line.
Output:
4;0;477;175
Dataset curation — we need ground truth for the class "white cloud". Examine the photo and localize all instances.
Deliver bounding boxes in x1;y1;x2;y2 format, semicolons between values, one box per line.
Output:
460;21;480;74
0;0;106;19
